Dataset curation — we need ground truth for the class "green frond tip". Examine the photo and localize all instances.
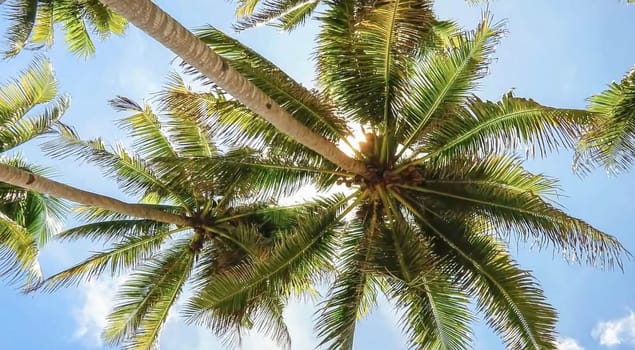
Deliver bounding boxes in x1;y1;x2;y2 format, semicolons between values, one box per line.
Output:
103;240;194;349
576;66;635;175
234;0;319;31
418;215;558;350
1;0;127;57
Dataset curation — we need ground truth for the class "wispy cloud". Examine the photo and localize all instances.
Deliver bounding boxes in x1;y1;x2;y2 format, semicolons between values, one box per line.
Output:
558;337;585;350
592;311;635;347
72;277;122;347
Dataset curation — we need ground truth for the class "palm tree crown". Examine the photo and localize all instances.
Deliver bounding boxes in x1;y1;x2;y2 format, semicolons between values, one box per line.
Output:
36;74;334;349
168;2;626;349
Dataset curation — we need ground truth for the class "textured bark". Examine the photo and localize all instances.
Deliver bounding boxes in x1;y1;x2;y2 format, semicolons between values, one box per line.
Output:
98;0;367;175
0;164;190;226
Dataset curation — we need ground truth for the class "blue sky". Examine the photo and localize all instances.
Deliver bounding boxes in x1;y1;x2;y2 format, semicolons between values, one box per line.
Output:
1;0;634;349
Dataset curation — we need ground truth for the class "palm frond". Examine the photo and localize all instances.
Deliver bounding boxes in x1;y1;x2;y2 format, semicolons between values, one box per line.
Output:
0;57;58;125
113;97;179;161
103;240;194;349
155;73;217;158
183;194;355;341
0;96;68;152
38;227;182;292
42;127;193;207
2;0;37;58
73;204;185;223
398;155;627;268
19;189;67;246
377;221;473;350
1;0;126;57
417;214;558;350
575;67;635;174
315;210;381;350
30;0;54;47
395;15;503;157
411;93;591;163
54;1;97;57
234;0;319;31
81;0;127;38
0;156;68;288
57;219;171;243
0;210;40;287
166;148;340;202
192;26;349;143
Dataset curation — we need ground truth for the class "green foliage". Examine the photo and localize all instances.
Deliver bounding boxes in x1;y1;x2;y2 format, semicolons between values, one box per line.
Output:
1;0;126;58
35;80;339;349
183;5;626;349
576;67;635;174
0;59;69;288
17;1;629;349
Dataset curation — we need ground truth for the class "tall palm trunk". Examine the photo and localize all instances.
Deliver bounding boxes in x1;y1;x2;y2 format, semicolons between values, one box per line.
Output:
0;164;189;226
98;0;367;175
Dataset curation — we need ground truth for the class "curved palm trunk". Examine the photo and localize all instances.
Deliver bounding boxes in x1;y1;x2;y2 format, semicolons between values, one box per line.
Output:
0;164;190;226
98;0;366;175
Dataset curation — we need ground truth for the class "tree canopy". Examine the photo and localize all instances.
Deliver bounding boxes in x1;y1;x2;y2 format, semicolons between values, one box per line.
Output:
0;0;632;349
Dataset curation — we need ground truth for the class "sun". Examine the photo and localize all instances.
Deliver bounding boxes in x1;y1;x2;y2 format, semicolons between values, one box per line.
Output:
338;125;368;157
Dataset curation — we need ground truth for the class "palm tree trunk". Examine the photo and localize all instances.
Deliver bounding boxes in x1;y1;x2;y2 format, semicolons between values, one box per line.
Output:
98;0;367;175
0;164;190;226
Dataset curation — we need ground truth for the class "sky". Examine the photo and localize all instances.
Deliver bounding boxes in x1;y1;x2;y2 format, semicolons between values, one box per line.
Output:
0;0;634;349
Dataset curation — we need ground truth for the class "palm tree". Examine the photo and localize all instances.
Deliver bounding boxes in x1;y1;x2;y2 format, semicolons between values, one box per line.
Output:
575;66;635;174
149;5;624;349
35;76;329;349
0;59;69;286
1;1;627;348
1;0;126;57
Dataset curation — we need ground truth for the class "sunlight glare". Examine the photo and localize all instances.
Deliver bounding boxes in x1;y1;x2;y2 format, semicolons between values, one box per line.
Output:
338;126;367;157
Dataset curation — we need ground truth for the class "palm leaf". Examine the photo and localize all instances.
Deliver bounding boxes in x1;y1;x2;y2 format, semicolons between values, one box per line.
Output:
155;73;217;158
575;67;635;174
183;194;354;336
416;213;558;350
0;96;68;152
57;219;171;243
103;240;194;349
38;226;181;292
409;94;591;165
378;221;473;350
192;26;349;143
2;0;126;57
0;210;39;287
397;156;627;268
0;57;58;125
395;15;503;157
234;0;319;31
315;212;380;350
113;97;179;161
2;0;37;57
42;127;193;207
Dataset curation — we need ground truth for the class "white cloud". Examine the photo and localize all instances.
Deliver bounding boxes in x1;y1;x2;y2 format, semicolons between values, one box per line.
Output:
558;337;585;350
592;311;635;347
72;277;122;347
